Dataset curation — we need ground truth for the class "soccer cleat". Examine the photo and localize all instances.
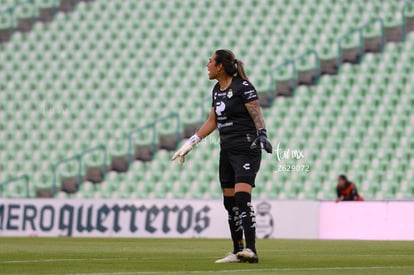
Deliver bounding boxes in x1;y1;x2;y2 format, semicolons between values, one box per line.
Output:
237;248;259;263
214;252;240;263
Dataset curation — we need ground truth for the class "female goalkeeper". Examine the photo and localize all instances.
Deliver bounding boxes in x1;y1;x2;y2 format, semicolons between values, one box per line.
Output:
172;49;272;263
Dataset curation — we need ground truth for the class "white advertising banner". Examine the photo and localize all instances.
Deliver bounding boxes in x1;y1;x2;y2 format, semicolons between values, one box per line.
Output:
0;199;223;238
0;199;319;239
319;201;414;240
3;200;414;239
387;202;414;240
256;200;319;239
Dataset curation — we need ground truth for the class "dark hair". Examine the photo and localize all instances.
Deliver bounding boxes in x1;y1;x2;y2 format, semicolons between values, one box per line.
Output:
338;174;348;182
214;49;249;81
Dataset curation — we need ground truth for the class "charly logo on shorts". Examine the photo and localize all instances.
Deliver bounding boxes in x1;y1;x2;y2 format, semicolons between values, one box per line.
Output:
255;202;274;239
242;163;251;170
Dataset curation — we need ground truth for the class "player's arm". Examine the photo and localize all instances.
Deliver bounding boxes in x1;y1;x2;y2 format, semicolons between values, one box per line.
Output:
336;187;344;202
171;108;216;164
244;100;273;154
244;99;265;130
196;107;217;139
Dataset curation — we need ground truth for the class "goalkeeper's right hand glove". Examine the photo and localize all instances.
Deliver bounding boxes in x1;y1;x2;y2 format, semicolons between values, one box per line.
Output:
171;134;201;165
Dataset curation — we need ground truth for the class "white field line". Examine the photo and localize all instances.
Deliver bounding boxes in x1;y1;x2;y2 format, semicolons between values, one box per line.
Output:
2;254;410;265
0;258;129;264
64;265;414;275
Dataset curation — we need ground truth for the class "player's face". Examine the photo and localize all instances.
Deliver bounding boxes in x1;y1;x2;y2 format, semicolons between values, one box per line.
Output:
206;53;221;80
337;177;345;188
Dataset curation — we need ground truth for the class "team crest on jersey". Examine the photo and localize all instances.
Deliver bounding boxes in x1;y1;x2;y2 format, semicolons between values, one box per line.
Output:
227;89;233;99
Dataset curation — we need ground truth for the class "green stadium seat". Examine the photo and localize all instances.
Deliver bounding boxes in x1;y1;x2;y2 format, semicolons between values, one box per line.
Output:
1;0;413;200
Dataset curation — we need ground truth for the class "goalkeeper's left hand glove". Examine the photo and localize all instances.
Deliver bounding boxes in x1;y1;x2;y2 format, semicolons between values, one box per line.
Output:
171;134;201;165
250;128;273;154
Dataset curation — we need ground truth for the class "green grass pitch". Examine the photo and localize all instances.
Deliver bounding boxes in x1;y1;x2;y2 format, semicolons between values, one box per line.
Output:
1;238;414;275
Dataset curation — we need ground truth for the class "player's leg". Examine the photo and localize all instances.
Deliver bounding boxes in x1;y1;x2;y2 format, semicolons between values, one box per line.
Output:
234;183;258;263
223;188;244;253
215;187;243;263
215;150;243;264
231;149;262;263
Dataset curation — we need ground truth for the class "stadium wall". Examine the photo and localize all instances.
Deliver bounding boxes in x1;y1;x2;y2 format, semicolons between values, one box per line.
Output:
1;199;413;240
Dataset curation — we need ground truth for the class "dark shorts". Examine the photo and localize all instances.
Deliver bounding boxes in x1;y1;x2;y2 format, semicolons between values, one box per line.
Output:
219;148;262;188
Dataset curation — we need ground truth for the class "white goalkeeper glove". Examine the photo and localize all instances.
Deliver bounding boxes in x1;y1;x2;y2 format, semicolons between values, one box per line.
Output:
171;134;201;165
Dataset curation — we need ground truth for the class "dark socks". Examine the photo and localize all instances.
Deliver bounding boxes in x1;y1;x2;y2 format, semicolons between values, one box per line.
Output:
223;196;244;253
235;192;257;254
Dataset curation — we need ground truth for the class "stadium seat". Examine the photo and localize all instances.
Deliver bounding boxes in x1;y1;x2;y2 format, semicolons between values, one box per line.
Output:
1;0;413;200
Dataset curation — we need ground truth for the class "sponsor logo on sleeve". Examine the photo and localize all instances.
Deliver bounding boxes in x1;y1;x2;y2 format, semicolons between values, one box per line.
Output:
244;89;257;100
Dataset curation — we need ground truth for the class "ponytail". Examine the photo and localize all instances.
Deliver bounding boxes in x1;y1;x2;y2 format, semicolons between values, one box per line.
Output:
215;49;249;81
234;59;249;81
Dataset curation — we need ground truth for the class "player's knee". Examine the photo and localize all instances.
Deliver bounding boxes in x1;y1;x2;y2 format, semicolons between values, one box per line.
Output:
223;196;236;213
235;192;251;210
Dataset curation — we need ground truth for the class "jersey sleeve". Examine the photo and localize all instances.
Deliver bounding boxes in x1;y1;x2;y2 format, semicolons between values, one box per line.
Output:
238;80;259;104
